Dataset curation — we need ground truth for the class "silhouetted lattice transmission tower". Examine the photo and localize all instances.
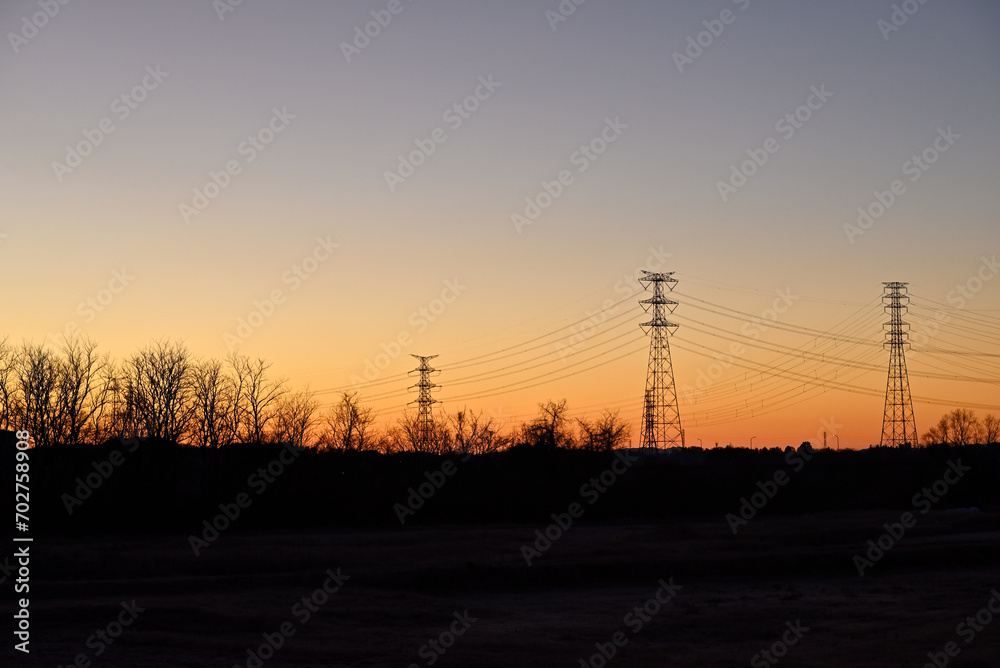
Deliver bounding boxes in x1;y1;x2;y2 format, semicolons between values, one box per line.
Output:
638;270;684;449
409;354;440;450
880;282;917;447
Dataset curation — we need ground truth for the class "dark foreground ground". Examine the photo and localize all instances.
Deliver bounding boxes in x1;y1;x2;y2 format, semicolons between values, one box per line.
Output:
3;510;999;667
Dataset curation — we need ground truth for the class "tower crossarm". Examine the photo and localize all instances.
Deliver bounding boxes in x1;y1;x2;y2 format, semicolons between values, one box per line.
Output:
639;295;677;304
638;270;678;288
639;316;678;329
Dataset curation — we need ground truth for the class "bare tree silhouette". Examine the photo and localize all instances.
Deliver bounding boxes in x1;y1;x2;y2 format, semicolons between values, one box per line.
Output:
124;340;194;442
522;399;572;450
948;408;980;446
273;390;319;449
0;337;18;431
85;358;121;444
191;358;234;448
16;343;59;447
576;409;631;452
391;409;451;454
55;336;108;446
983;413;1000;444
319;391;378;451
450;408;507;455
921;409;999;446
229;353;285;444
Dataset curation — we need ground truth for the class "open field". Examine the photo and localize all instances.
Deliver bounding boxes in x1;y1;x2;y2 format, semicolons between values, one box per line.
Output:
5;510;1000;667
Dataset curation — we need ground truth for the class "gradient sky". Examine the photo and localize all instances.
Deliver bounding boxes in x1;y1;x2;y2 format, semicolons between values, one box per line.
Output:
2;0;998;448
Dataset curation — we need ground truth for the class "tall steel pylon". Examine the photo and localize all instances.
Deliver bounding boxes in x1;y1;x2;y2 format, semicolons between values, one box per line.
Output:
880;282;917;447
408;354;440;450
638;270;683;449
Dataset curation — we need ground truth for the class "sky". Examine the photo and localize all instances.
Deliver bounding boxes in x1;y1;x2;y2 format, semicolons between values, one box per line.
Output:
2;0;998;448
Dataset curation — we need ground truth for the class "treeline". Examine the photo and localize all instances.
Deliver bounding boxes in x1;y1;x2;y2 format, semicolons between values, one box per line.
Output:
2;336;995;452
0;337;630;452
921;409;1000;446
10;441;1000;534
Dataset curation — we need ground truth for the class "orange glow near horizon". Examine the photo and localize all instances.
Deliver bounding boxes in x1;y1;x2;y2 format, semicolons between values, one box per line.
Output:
2;2;998;450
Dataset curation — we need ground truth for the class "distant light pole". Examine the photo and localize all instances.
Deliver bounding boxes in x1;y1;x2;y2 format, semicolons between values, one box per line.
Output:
750;436;757;449
697;437;703;447
834;435;840;450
